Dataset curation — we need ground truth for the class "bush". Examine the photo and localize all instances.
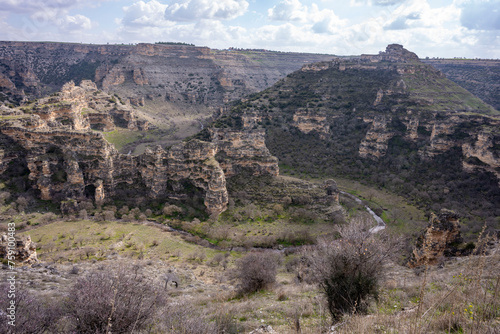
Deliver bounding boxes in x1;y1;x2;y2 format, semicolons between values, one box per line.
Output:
303;217;400;322
236;252;279;294
158;302;218;334
65;265;165;333
0;283;61;334
163;204;183;216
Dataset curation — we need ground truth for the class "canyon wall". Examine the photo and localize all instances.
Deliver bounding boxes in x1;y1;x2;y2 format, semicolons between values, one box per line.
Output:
0;81;279;215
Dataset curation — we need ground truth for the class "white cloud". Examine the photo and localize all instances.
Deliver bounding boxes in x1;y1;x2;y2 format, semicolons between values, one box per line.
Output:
0;0;107;13
60;14;92;31
268;0;308;22
122;0;169;27
460;0;500;30
350;0;407;6
164;0;249;21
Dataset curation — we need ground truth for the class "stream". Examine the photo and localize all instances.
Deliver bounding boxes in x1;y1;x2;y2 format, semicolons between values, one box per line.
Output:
340;191;386;233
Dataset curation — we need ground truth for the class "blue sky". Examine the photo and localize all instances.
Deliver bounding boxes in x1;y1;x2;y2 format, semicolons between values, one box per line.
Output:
0;0;498;58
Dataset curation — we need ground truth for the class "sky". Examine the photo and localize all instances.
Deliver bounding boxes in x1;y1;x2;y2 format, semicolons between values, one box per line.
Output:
0;0;498;58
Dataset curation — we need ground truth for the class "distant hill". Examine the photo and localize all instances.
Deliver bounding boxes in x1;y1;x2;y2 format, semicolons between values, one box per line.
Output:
0;41;334;107
423;59;500;111
202;45;500;234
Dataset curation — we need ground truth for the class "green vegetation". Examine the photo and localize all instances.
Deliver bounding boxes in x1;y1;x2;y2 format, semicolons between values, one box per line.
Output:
215;59;500;239
102;129;143;152
155;41;195;46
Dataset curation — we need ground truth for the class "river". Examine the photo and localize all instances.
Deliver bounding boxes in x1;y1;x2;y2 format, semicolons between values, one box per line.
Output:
340;191;386;233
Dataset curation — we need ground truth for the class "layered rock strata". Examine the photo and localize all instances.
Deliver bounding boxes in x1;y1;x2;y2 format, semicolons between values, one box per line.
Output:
409;209;463;267
0;83;279;215
0;234;38;264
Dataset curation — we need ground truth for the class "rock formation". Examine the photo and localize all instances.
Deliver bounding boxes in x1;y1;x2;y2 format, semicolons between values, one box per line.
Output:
0;41;334;108
209;128;279;177
409;209;463;268
0;81;279;215
0;234;38;264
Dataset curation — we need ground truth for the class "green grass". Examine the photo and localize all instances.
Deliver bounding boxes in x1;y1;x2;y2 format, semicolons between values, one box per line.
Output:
334;177;427;235
102;129;143;152
20;219;221;262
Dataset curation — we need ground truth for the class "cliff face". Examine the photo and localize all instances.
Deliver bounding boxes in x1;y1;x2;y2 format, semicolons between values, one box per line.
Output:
0;41;334;108
409;209;463;268
217;44;500;223
0;81;279;215
209;128;279;177
0;234;38;264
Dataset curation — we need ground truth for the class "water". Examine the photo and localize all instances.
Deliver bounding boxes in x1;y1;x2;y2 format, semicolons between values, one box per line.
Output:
340;191;386;233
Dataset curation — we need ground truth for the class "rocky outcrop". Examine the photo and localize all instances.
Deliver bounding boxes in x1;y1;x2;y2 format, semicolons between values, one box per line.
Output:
462;132;500;183
0;234;38;264
359;116;394;159
0;125;230;215
292;110;330;139
362;44;420;63
409;209;463;268
209;128;279;177
0;82;280;215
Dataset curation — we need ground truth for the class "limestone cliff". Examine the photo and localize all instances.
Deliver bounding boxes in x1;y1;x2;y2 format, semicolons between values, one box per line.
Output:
359;116;394;159
0;234;38;264
462;131;500;184
409;209;463;268
0;82;279;215
216;44;500;224
209;128;279;177
0;41;333;108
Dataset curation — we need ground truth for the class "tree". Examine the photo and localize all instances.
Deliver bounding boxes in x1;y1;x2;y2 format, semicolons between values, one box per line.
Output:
303;217;400;322
236;252;279;294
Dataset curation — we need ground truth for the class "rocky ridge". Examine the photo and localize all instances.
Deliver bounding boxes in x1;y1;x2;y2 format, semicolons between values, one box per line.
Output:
209;44;500;222
0;81;279;215
0;41;334;108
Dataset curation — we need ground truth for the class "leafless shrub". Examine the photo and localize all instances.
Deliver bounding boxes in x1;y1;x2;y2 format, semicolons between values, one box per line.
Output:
79;200;95;212
236;252;280;294
103;210;115;221
303;217;402;322
0;284;61;334
5;207;17;216
188;250;206;263
118;205;129;217
65;265;165;333
39;212;58;224
77;209;88;220
209;253;226;266
158;301;217;334
15;196;28;212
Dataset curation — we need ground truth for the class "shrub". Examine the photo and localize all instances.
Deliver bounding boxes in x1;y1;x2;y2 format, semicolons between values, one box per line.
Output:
303;217;401;322
236;252;279;294
65;265;165;333
158;302;217;334
0;283;61;334
163;204;183;216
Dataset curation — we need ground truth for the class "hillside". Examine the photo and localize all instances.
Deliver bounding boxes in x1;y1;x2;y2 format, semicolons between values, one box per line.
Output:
0;41;334;107
202;44;500;236
424;59;500;111
1;43;499;334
